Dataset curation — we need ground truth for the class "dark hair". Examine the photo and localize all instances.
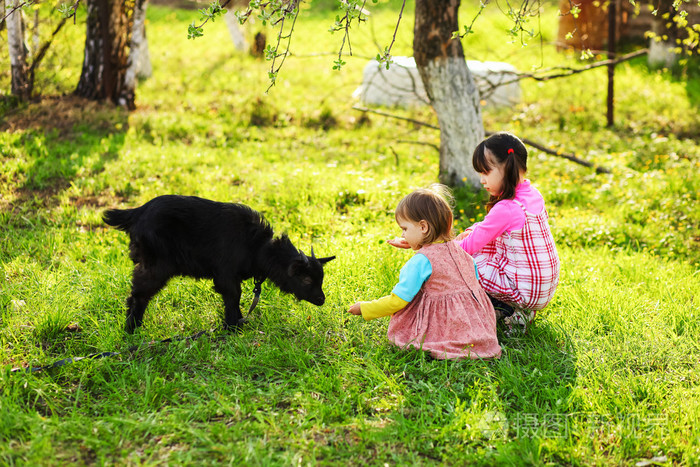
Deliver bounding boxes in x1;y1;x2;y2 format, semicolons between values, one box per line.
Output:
472;131;527;211
395;184;454;247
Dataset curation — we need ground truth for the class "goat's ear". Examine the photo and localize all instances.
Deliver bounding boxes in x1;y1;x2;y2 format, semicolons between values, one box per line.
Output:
318;256;335;265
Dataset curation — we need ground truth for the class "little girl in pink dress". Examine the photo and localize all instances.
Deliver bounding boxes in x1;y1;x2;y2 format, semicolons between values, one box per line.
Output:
348;185;501;360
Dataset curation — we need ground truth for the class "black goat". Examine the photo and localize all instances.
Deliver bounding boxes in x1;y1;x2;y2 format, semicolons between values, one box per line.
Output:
103;195;335;333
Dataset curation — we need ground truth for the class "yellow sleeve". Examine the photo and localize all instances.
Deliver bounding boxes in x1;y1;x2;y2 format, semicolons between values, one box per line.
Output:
360;293;409;321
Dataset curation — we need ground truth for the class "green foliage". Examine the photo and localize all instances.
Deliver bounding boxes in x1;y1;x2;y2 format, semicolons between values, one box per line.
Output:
188;0;227;39
56;2;76;19
1;3;699;465
187;22;204;39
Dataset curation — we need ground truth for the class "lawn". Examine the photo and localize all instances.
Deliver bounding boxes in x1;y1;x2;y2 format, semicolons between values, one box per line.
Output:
1;0;699;465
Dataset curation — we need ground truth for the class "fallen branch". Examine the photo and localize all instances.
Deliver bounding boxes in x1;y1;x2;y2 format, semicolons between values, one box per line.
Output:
397;140;440;152
485;131;610;174
352;105;438;130
352;105;611;174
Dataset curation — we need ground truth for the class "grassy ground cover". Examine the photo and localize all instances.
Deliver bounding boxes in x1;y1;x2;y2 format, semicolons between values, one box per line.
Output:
1;1;699;464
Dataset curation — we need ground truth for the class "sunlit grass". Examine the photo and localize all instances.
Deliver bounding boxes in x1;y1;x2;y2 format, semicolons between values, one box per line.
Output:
1;1;699;465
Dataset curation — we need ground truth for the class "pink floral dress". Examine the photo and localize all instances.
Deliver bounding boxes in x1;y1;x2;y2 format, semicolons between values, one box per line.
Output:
387;241;502;360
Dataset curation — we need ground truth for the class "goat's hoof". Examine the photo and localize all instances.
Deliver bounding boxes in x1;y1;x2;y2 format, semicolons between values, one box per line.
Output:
223;318;248;333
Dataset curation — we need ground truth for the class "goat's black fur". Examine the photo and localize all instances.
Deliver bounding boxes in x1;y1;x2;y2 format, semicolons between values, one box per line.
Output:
103;195;335;333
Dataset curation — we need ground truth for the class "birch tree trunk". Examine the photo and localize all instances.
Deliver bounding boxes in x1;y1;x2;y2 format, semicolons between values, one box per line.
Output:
134;8;152;80
5;0;31;100
75;0;135;109
124;0;151;98
413;0;483;189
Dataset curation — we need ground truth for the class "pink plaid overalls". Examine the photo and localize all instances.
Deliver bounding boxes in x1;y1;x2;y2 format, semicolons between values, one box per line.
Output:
473;200;560;312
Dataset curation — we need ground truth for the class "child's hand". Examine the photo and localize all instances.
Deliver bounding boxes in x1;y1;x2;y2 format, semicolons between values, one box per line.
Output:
455;229;473;241
348;303;362;316
387;237;410;249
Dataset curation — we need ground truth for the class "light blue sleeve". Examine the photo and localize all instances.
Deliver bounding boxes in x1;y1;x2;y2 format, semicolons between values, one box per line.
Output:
391;254;432;302
473;258;479;280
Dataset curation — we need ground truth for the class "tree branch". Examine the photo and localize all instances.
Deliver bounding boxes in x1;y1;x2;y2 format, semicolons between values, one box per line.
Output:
28;17;68;78
470;49;648;102
378;0;405;63
352;105;611;174
265;1;300;90
2;0;32;23
517;48;648;82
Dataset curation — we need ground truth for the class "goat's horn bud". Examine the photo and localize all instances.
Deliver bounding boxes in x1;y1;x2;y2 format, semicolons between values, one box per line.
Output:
311;246;316;258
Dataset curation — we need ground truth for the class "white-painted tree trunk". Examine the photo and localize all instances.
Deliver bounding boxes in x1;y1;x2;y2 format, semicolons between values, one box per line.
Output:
413;0;484;190
224;9;248;52
419;58;484;189
5;0;30;100
648;20;677;68
136;36;152;80
124;0;151;97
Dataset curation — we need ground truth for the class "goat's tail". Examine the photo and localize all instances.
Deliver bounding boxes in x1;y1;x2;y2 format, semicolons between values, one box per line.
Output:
103;208;139;232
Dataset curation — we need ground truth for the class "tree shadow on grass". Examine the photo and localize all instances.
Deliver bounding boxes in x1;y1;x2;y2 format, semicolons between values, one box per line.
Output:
0;95;130;213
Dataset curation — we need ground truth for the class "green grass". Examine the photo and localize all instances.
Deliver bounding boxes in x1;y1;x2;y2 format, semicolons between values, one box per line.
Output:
1;1;700;465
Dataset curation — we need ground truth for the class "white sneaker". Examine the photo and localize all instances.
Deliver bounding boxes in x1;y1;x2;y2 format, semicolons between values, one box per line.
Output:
503;309;535;336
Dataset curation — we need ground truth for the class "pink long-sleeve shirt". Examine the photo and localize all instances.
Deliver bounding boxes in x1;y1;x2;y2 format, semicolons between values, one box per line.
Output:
457;180;545;255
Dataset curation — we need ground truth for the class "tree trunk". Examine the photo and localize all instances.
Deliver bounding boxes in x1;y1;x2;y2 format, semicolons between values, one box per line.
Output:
224;9;248;52
5;0;31;100
75;0;135;109
647;0;679;68
134;3;152;80
413;0;483;189
124;0;151;97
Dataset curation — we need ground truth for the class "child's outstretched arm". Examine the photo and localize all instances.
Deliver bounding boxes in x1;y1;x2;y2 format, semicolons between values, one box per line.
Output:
347;254;432;320
347;295;409;319
348;303;362;315
454;228;473;242
387;237;411;249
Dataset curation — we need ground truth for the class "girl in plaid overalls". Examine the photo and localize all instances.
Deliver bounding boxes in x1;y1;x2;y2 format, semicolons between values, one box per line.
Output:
456;132;560;329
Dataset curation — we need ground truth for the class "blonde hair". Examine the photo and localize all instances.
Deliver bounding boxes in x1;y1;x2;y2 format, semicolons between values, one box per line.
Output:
394;184;455;247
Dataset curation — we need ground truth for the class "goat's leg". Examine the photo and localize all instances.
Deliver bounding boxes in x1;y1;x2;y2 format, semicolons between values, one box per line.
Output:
214;279;244;329
125;264;168;333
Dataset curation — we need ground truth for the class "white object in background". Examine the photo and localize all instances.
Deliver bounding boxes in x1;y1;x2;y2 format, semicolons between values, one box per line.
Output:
354;57;521;109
